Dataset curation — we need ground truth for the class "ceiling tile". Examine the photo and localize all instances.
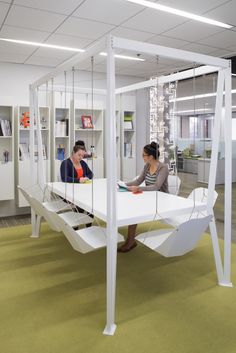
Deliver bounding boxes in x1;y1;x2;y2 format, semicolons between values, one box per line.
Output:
45;33;93;49
204;0;236;27
0;41;35;55
25;55;64;67
13;0;84;15
199;30;236;49
158;0;228;15
163;21;223;42
0;2;10;26
116;66;154;78
147;35;190;48
0;25;50;41
5;5;66;32
180;42;218;55
209;48;233;57
123;8;186;34
73;0;143;26
56;17;114;39
0;51;29;64
91;63;107;74
111;26;154;41
30;47;75;60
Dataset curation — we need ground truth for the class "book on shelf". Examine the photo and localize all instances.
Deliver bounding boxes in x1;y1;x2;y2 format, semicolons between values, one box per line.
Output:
124;111;133;119
124;121;133;130
55;119;68;137
34;144;47;160
19;143;29;160
0;119;11;136
124;142;132;158
57;145;65;161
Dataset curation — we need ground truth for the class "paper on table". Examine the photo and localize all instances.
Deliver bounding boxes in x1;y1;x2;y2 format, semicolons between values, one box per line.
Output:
117;180;128;189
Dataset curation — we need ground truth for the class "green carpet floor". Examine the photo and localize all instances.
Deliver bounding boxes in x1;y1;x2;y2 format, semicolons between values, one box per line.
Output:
0;222;236;353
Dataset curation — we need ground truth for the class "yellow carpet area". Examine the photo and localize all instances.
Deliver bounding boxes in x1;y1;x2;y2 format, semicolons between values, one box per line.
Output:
0;222;236;353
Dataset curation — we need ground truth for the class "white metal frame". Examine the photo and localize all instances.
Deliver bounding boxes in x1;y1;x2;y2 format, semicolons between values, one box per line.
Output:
30;35;232;335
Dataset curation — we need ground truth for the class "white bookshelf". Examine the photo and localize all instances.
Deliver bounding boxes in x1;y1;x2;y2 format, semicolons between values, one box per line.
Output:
15;106;50;207
116;109;121;179
71;97;104;178
52;107;70;181
120;94;136;181
0;105;14;200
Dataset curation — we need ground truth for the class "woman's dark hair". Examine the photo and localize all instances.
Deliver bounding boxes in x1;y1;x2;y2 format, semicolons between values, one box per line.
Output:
72;144;85;154
75;140;86;149
143;141;160;159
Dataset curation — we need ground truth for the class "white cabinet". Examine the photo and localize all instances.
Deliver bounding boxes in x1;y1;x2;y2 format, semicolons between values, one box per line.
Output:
198;158;236;184
183;158;198;174
71;98;104;178
120;94;136;181
15;106;50;207
0;105;14;200
52;107;70;181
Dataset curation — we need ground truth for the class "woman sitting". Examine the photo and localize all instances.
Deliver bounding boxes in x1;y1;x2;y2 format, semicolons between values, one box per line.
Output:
60;144;93;183
60;144;93;226
118;141;169;252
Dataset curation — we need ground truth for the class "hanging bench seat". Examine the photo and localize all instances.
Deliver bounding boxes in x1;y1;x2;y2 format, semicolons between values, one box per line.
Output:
136;215;212;257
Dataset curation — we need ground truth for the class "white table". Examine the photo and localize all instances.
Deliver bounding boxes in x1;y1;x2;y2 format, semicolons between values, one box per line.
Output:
48;179;207;226
47;179;224;335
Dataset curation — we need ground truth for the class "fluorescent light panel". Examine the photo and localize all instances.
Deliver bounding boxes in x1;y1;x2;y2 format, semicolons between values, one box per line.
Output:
100;52;145;61
170;89;236;103
176;108;212;113
124;0;232;29
0;38;85;52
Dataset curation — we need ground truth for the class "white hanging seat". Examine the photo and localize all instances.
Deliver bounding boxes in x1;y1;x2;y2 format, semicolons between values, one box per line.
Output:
30;196;93;232
47;207;93;230
164;187;218;227
168;175;181;195
18;186;33;206
18;185;71;213
136;215;212;257
43;199;71;213
29;196;62;232
60;225;124;254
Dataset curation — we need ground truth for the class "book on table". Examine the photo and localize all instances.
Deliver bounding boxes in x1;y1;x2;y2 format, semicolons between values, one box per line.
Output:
117;180;128;189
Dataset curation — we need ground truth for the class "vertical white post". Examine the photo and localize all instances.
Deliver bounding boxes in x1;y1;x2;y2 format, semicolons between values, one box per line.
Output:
29;85;38;237
103;35;118;335
35;88;46;189
207;69;224;284
29;85;36;185
223;66;233;286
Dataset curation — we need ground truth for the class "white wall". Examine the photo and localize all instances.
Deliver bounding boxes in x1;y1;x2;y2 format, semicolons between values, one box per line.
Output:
0;62;143;106
136;88;150;173
0;63;49;106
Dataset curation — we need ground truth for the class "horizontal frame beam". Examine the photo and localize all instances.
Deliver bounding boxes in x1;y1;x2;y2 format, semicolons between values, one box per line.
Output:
113;36;230;69
115;65;220;94
32;37;106;89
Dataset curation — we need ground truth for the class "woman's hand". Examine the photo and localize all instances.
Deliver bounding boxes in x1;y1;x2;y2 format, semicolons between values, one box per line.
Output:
127;185;140;192
80;177;89;183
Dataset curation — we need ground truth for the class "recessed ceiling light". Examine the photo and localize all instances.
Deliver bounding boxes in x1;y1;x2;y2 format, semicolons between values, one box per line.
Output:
0;38;85;52
124;0;233;29
100;52;145;61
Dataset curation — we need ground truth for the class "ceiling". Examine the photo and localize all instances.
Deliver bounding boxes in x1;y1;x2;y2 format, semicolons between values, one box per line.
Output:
1;0;236;78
